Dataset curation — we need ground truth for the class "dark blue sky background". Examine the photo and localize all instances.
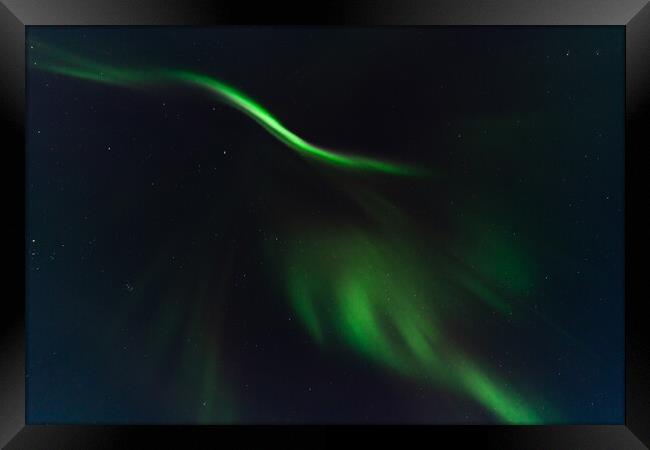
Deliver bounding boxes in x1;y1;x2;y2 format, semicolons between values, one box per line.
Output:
26;27;624;424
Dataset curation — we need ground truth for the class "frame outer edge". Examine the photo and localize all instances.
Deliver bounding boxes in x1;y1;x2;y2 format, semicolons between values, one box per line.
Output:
0;1;26;449
626;1;650;448
0;0;647;448
0;0;649;25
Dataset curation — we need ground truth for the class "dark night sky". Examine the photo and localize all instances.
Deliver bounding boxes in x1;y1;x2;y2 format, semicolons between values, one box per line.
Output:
26;27;624;424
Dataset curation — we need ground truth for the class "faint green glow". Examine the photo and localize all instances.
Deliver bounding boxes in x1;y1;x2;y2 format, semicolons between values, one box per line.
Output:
109;245;236;423
287;264;325;344
32;42;157;87
30;42;426;176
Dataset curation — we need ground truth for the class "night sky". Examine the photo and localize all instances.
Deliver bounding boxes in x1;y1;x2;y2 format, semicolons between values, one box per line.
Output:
26;27;624;424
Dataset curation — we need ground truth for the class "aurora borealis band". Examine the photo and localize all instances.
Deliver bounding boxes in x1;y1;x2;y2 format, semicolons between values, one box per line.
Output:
26;27;625;424
30;41;423;176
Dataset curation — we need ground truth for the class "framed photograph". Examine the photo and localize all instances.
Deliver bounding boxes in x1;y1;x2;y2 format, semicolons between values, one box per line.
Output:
1;1;648;448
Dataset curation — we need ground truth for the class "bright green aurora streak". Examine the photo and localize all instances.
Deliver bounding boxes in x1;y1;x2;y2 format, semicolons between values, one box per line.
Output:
30;42;424;176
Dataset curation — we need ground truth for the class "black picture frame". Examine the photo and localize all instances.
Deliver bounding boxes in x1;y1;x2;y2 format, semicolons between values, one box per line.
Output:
1;1;648;448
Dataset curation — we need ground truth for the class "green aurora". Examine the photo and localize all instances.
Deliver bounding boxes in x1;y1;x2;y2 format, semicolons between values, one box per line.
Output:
29;41;560;424
277;221;551;423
